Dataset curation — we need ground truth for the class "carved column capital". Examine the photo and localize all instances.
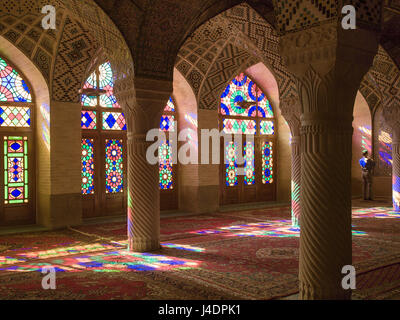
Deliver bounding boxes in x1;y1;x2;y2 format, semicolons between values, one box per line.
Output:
382;103;400;142
280;96;301;137
280;23;380;118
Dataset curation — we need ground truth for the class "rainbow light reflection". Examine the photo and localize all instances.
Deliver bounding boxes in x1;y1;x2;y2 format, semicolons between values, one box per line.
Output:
0;242;203;273
353;207;400;219
379;130;393;166
358;126;372;154
189;219;366;238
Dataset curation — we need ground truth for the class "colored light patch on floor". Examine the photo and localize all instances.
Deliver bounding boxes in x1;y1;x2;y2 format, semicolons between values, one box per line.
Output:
0;256;27;266
189;220;367;238
16;242;124;259
353;207;400;219
161;243;205;252
0;263;75;273
0;250;201;273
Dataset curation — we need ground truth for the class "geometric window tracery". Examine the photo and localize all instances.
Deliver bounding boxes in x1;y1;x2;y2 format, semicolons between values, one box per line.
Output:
81;138;95;195
81;61;126;197
220;73;275;187
0;57;32;103
105;139;123;194
0;56;33;209
4;136;29;204
159;97;176;190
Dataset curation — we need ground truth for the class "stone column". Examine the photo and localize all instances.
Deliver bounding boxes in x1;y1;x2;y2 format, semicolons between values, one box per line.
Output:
383;104;400;212
280;24;379;299
116;76;173;252
393;130;400;212
281;96;301;227
291;135;301;227
127;133;160;251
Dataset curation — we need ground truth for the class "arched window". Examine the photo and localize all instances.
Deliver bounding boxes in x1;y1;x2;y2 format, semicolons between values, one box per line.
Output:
220;73;275;205
160;97;178;210
0;56;34;225
81;63;178;215
81;61;127;218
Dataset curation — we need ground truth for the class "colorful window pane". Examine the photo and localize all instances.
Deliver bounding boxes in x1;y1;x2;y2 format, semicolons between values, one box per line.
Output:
220;73;273;120
99;92;120;108
98;62;113;90
223;119;256;135
0;106;31;127
260;120;274;135
159;141;173;190
83;72;97;90
244;141;255;185
4;136;28;204
0;57;32;102
81;95;97;107
225;141;238;187
258;96;274;118
220;74;255;117
103;112;127;131
262;141;274;184
81;111;97;130
164;97;175;112
160;115;175;132
105;139;123;194
81;139;95;195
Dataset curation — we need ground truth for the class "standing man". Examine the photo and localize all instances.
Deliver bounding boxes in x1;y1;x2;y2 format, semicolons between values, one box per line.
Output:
359;150;375;200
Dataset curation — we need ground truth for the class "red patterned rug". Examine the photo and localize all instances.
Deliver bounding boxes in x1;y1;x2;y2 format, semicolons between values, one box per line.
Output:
0;205;399;300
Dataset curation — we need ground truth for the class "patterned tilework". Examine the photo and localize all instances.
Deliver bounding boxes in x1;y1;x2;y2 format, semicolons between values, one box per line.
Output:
52;17;98;102
0;0;65;83
273;0;337;33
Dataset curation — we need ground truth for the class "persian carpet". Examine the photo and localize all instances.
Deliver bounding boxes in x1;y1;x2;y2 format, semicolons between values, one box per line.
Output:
0;205;399;299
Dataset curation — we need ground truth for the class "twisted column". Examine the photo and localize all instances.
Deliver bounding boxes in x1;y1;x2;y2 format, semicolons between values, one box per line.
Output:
279;20;379;299
391;127;400;212
382;104;400;213
281;96;302;228
299;116;354;299
291;136;301;227
115;77;172;252
393;137;400;212
127;133;160;252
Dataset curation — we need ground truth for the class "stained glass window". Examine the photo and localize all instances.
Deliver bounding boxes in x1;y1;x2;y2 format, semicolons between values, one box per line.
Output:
220;73;273;119
81;61;126;198
0;106;31;127
81;111;97;130
4;136;29;204
81;95;97;107
81;139;95;195
160;115;175;132
105;139;124;194
262;142;274;184
223;119;256;135
0;57;32;103
220;72;275;188
164;97;175;112
81;61;124;131
0;57;33;208
102;112;126;131
244;141;255;185
159;97;176;190
159;141;173;190
225;141;238;187
260;121;274;135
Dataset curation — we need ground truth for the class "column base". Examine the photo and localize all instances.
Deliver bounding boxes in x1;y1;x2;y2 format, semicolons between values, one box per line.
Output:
128;238;161;252
300;281;352;300
291;215;300;228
